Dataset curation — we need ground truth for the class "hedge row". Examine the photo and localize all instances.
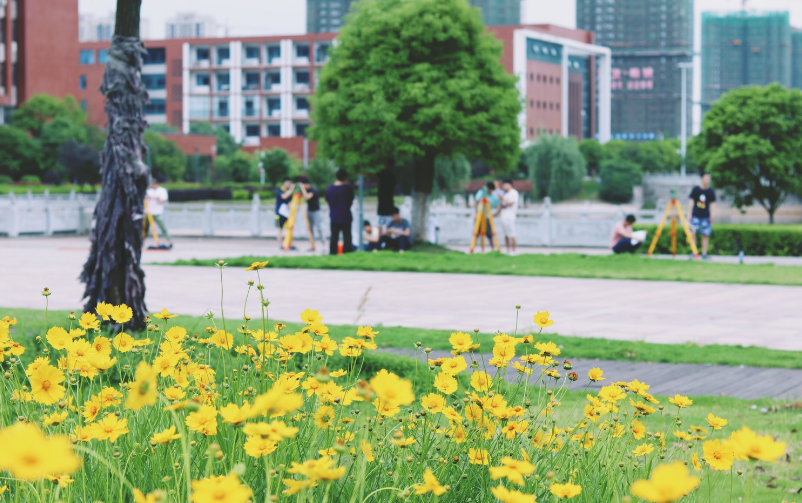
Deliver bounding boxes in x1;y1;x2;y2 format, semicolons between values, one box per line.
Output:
633;224;802;257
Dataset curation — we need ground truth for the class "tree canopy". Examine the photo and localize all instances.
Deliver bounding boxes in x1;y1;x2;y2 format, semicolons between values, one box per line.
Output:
523;135;586;202
143;130;187;182
691;83;802;223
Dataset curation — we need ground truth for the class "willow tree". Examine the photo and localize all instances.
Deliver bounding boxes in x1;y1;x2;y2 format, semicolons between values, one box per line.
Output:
310;0;521;241
80;0;150;329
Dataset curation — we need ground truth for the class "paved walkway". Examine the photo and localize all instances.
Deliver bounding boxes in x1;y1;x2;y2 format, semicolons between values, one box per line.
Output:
2;237;801;351
380;349;802;400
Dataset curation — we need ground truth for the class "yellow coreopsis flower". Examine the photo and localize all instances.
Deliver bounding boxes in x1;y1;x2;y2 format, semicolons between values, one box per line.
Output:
598;385;626;403
82;395;103;422
421;393;447;413
111;304;133;324
186;404;219;436
46;327;73;350
440;355;467;375
588;367;605;382
471;371;493;392
133;489;165;503
88;415;129;443
413;468;447;496
361;440;375;462
633;443;655;456
153;308;179;320
244;435;278;458
29;364;66;405
151;426;182;445
91;336;112;356
389;436;416;447
95;302;114;321
551;482;582;499
220;402;252;425
45;474;75;488
190;473;252;503
356;325;379;340
300;308;323;324
211;330;233;350
245;260;269;271
489;457;535;485
433;373;458;394
691;453;702;471
533;311;554;328
668;394;692;408
79;312;100;331
468;447;491;465
491;485;536;503
706;413;728;430
164;326;187;342
729;426;786;462
126;361;159;411
630;462;699;503
370;369;414;407
0;423;81;480
449;331;480;353
314;405;336;429
632;419;646;440
113;332;135;352
43;410;69;427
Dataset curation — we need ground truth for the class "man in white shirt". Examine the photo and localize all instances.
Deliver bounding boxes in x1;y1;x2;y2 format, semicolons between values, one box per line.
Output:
145;177;172;248
497;179;519;254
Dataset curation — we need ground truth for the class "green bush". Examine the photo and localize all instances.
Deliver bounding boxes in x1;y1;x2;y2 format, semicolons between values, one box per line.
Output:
634;224;802;256
522;135;585;201
20;175;41;183
231;189;250;200
599;159;641;203
0;175;12;184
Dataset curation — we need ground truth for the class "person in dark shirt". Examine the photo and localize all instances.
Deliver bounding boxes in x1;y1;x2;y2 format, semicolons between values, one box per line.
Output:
376;164;397;234
299;176;325;250
688;171;717;259
378;206;412;253
275;177;294;249
325;169;355;255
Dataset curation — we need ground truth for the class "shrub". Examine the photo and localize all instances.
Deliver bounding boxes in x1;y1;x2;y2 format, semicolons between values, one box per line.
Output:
599;159;641;203
261;148;294;186
523;135;585;202
20;175;41;183
635;223;802;256
0;174;12;184
143;130;187;182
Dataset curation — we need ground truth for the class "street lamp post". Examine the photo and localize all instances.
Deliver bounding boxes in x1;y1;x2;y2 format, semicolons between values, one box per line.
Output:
678;62;693;177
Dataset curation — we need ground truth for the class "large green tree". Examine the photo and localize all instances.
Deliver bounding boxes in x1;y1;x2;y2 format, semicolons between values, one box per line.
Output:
310;0;521;240
692;83;802;223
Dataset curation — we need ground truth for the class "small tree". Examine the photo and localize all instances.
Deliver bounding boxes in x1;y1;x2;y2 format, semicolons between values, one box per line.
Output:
692;84;802;223
57;141;101;185
523;135;585;202
307;157;336;190
578;139;603;175
0;126;41;180
143;130;187;181
311;0;521;241
599;159;641;203
262;148;293;186
11;95;86;137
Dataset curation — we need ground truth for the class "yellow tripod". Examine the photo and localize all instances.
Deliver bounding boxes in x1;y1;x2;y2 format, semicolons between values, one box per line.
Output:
646;195;699;260
470;198;500;254
142;200;161;247
282;192;315;252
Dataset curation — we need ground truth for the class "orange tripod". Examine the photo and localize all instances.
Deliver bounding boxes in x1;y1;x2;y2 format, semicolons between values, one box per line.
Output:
469;198;500;254
282;192;315;252
646;194;699;260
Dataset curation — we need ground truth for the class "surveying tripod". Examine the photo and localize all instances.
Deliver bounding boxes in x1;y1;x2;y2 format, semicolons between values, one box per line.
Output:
469;198;500;254
282;192;315;252
646;190;699;260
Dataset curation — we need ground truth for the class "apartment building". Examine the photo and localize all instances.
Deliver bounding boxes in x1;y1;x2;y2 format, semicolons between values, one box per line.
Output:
165;13;218;39
79;12;150;42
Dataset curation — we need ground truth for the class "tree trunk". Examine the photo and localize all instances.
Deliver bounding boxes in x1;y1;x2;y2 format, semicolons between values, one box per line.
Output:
411;154;436;243
80;0;149;330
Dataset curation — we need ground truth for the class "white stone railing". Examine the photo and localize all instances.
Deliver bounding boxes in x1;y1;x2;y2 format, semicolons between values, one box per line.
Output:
0;190;97;238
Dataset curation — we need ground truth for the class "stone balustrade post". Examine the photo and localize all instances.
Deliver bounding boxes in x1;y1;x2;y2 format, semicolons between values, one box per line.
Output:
204;202;214;236
251;194;261;237
543;196;552;246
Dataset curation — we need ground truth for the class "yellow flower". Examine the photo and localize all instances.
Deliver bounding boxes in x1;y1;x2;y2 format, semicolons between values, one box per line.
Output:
88;415;129;442
113;332;135;352
91;336;112;356
46;327;73;350
0;423;81;480
421;393;447;413
43;410;69;427
413;468;447;496
390;437;416;447
111;304;133;324
133;489;165;503
245;260;269;271
588;367;605;382
550;482;582;499
100;386;123;408
165;326;187;342
468;447;491;465
244;435;278;458
441;355;468;375
630;462;699;503
300;308;323;324
491;485;537;503
630;398;656;415
126;361;159;411
314;405;336;429
190;473;252;503
356;325;379;340
96;302;114;321
433;373;458;394
153;308;179;320
729;426;786;462
370;369;415;407
633;443;655;456
361;440;375;462
45;474;75;488
186;404;219;436
598;385;626;403
211;330;233;350
632;419;646;439
469;371;492;392
533;311;554;328
489;457;535;485
29;364;66;405
220;402;252;425
706;413;728;430
668;394;692;408
163;387;186;401
79;312;100;331
330;369;347;377
151;426;181;445
691;453;702;471
82;395;103;422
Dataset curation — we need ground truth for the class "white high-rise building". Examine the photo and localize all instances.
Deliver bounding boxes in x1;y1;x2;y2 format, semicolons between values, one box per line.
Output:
79;12;150;41
166;13;218;39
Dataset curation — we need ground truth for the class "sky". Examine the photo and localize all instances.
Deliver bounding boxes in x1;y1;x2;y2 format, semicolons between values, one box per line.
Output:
80;0;802;133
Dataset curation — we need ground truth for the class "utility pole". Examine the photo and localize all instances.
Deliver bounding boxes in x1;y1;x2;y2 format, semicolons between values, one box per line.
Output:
678;62;693;177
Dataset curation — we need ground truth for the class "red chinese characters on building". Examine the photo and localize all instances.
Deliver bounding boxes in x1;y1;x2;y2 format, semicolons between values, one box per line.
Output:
611;66;654;91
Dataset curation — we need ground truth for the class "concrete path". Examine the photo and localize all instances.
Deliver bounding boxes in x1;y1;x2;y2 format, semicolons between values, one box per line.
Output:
380;348;802;400
1;237;801;350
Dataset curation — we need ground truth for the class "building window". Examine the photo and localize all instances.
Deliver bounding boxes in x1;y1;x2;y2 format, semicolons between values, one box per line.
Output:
143;48;166;65
216;73;230;92
296;71;310;85
549;103;553;110
214;97;230;118
80;50;95;65
245;124;260;137
243;98;258;117
142;74;166;90
529;99;533;108
536;101;540;109
217;47;230;65
529;127;533;136
196;73;210;86
265;72;281;89
267;45;281;64
529;73;533;81
243;72;260;90
315;43;330;63
267;124;281;137
549;76;554;84
189;96;210;119
245;46;260;60
196;47;210;61
296;97;309;111
556;77;560;85
81;100;87;112
267;98;281;116
143;99;166;115
295;44;310;59
79;75;87;90
536;74;540;82
295;123;308;137
556;103;560;111
97;49;109;64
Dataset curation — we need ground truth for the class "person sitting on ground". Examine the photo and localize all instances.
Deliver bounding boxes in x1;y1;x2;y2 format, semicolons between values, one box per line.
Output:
363;220;380;251
378;207;412;253
610;214;643;254
144;176;172;249
275;177;295;249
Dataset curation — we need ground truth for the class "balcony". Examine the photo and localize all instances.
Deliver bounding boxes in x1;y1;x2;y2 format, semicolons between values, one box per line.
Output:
265;45;281;66
293;44;310;66
242;46;260;67
264;72;281;92
215;72;230;93
191;47;210;68
265;98;281;118
242;71;260;91
242;97;260;118
212;97;230;119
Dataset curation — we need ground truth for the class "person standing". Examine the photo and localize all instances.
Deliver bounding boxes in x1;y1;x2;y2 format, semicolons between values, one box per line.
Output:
144;176;172;248
299;177;325;251
275;177;295;249
376;164;397;235
498;179;519;254
688;172;716;259
325;169;355;255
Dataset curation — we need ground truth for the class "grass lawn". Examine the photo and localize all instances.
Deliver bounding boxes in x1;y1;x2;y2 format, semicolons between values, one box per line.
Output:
6;307;802;370
161;247;802;286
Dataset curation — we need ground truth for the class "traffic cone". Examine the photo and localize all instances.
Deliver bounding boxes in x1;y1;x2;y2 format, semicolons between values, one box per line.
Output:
337;242;344;255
